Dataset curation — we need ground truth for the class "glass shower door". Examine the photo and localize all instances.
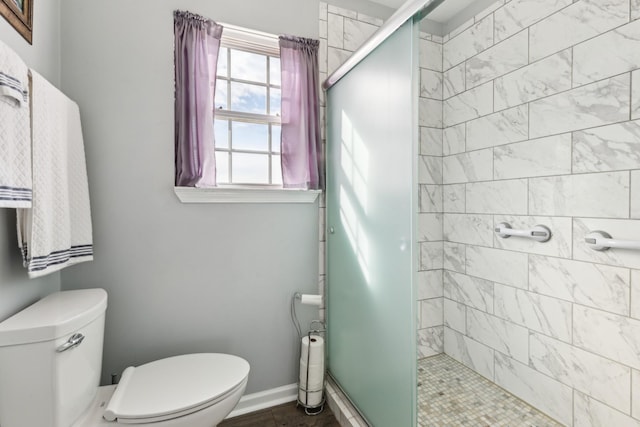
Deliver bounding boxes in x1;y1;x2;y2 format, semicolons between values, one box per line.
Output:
326;19;418;427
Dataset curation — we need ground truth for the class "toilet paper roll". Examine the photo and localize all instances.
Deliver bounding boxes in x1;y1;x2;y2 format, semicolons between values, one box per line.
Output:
299;359;324;388
300;294;322;306
300;335;324;366
298;334;325;407
298;389;323;407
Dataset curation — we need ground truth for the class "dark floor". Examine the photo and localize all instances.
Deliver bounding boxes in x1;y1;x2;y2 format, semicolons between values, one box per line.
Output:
219;402;340;427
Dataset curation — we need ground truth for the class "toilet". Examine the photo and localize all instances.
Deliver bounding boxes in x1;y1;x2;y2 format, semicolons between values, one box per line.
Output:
0;289;250;427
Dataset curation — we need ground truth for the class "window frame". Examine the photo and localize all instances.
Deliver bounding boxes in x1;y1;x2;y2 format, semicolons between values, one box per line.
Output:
214;24;283;187
174;23;320;204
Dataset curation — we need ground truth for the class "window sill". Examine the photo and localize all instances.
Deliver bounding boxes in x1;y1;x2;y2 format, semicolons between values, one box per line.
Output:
174;186;321;204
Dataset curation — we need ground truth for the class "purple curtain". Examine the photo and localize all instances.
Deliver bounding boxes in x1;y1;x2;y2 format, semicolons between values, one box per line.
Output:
174;11;222;187
279;36;324;190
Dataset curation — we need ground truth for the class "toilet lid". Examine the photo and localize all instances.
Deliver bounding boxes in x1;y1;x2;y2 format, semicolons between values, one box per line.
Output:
103;353;250;423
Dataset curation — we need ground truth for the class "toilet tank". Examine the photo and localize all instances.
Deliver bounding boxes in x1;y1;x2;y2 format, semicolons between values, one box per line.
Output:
0;289;108;427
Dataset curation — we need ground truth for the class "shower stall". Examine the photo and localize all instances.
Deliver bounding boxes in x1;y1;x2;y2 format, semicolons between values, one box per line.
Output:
323;0;640;425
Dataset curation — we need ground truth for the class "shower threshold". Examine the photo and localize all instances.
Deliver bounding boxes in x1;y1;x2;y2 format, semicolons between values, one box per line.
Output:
418;354;562;426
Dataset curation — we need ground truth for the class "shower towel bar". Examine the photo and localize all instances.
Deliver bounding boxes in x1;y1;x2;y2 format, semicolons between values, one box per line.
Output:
494;223;552;242
584;231;640;251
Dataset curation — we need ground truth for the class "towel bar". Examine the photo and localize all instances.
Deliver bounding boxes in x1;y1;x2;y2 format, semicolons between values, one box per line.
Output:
495;223;552;242
584;231;640;251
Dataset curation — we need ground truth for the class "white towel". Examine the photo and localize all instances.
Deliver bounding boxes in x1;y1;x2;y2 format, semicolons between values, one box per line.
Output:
0;40;31;207
17;70;93;278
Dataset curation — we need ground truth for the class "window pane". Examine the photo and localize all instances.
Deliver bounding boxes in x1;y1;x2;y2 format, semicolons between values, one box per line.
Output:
272;154;282;185
231;50;267;83
270;57;281;86
217;47;228;77
230;82;266;114
232;122;268;151
215;80;228;110
270;88;281;116
214;119;229;149
232;153;269;184
215;151;230;183
272;125;281;153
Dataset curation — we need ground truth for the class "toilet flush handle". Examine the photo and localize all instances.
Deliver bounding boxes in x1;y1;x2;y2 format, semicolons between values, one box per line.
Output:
56;333;85;352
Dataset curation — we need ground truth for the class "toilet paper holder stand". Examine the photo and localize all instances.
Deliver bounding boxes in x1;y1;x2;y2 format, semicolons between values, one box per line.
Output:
298;320;326;416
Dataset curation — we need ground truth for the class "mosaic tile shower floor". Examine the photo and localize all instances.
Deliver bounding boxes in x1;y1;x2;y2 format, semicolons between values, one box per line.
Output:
418;354;562;427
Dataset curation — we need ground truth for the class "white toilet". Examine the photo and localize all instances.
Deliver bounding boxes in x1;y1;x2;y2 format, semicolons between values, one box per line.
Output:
0;289;250;427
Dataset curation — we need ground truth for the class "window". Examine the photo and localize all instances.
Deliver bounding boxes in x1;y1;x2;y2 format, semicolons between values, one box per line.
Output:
173;18;321;204
214;25;282;186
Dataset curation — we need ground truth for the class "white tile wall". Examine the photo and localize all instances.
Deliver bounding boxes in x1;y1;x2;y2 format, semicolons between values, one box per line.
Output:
529;74;631;139
443;81;493;127
494;0;572;43
494;353;573;425
466;308;529;363
420;184;443;213
443;16;494;71
634;369;640;419
443;242;465;273
466;245;528;289
494;134;572;179
529;254;630;315
530;332;631;412
494;284;572;341
442;149;493;183
444;327;495;380
419;38;443;72
529;172;630;218
466;179;528;214
465;105;528;151
528;0;629;62
343;18;377;52
574;391;640;427
633;171;640;219
494;49;572;111
443;184;465;213
433;1;640;423
573;306;640;370
420;127;443;156
443;63;465;99
443;298;466;332
421;298;444;328
444;270;493;312
573;121;640;173
465;29;528;89
443;123;465;155
633;70;640;120
634;0;640;21
443;213;493;246
573;19;640;86
418;270;443;300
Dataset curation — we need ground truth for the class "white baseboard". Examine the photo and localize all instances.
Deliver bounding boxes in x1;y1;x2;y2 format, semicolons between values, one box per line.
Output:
226;383;298;418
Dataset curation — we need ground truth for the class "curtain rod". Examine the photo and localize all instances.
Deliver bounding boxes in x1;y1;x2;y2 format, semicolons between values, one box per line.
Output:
322;0;446;90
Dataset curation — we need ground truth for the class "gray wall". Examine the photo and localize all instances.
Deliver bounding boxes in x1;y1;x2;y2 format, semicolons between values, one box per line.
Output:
59;0;321;393
0;0;61;321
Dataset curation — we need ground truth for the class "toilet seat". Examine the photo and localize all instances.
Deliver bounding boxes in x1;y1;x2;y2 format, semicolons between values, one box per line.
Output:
103;353;250;424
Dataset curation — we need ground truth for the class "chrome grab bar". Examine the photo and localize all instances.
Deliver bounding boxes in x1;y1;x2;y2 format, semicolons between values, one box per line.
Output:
56;333;85;352
584;231;640;251
495;223;552;243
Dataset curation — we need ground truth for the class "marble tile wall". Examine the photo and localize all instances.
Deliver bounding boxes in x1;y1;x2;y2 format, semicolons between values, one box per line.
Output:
417;30;445;359
434;0;640;425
